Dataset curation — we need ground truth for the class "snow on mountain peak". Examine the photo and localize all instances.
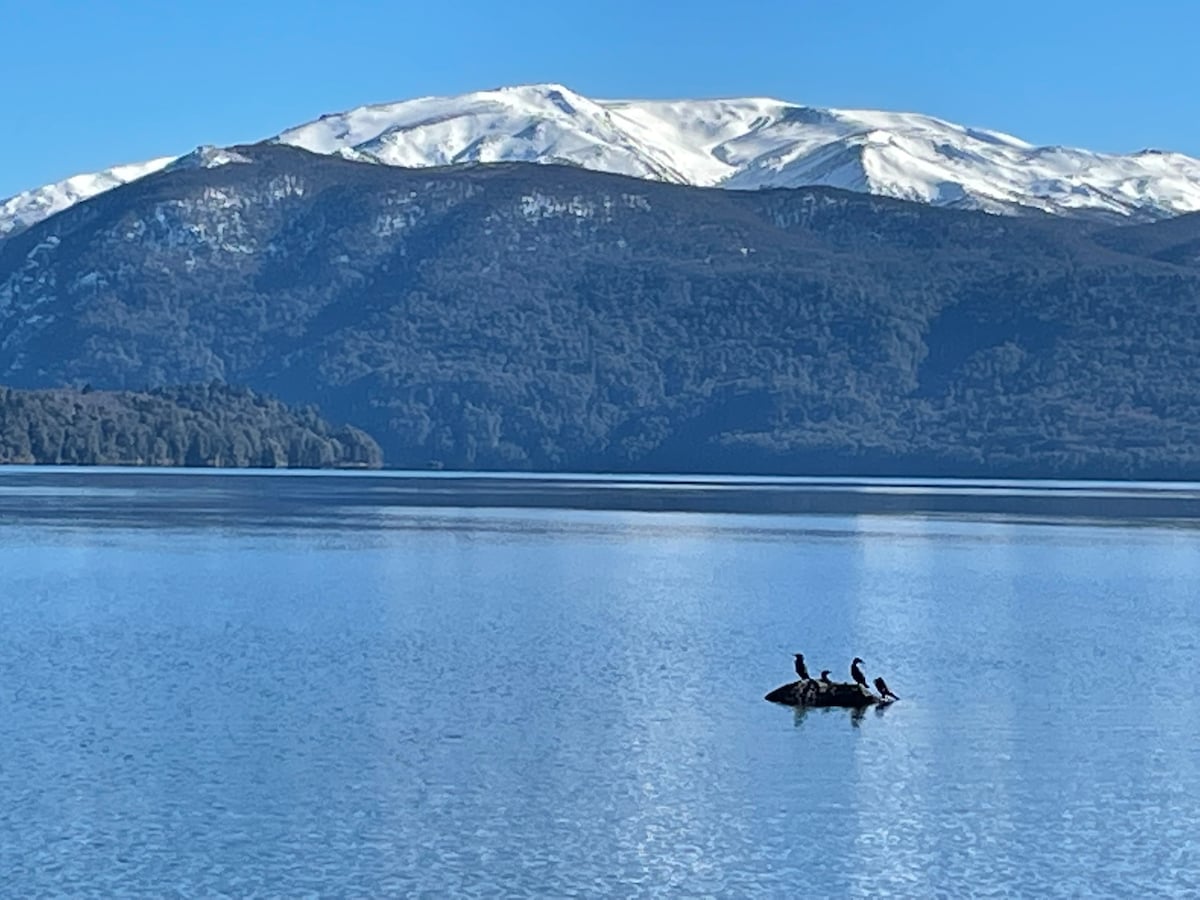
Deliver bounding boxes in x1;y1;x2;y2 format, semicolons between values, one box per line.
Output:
276;82;689;184
4;83;1200;240
270;86;1200;220
0;156;175;238
166;145;254;171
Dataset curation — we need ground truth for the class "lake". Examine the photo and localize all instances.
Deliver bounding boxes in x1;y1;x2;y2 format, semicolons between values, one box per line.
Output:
1;468;1199;896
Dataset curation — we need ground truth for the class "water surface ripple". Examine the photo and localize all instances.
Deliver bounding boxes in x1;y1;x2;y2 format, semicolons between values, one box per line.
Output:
1;470;1198;896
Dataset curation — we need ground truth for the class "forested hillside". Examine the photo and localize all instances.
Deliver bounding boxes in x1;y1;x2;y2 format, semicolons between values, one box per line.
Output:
0;383;382;468
3;145;1200;477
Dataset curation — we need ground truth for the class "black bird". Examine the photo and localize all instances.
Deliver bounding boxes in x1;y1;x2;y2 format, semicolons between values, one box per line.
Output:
819;670;832;685
793;653;811;680
850;657;868;690
874;676;899;701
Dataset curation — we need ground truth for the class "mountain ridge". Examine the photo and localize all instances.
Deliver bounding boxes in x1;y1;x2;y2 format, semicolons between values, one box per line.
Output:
4;144;1200;478
4;83;1200;240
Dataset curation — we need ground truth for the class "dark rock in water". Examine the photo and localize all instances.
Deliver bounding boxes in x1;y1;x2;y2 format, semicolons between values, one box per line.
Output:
764;679;887;708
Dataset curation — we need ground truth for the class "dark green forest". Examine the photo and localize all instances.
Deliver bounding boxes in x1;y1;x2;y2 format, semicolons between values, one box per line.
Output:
0;383;382;468
3;144;1200;477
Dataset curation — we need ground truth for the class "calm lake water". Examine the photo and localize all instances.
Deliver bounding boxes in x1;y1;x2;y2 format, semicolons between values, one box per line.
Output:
2;469;1199;896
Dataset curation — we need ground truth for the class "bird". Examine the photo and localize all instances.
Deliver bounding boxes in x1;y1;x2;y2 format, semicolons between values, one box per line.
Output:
793;653;811;680
819;670;832;685
874;676;899;701
850;657;868;690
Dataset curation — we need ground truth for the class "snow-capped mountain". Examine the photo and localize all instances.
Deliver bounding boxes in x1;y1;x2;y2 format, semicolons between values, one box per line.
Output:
5;83;1200;239
0;156;175;239
276;84;1200;220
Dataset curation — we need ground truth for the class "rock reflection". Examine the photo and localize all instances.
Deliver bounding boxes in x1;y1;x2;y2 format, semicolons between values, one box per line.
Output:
791;705;875;729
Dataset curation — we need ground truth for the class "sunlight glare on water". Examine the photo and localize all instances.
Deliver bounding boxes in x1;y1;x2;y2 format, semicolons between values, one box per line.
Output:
0;471;1198;896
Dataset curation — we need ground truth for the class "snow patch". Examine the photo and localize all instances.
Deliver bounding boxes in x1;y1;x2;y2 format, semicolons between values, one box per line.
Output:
167;145;253;171
519;193;596;220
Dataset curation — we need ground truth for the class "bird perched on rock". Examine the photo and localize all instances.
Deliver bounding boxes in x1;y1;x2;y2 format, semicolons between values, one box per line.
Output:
793;653;810;680
819;670;832;685
850;657;868;690
874;676;899;701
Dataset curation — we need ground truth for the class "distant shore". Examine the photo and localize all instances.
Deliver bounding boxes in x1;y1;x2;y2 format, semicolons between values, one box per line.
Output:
5;467;1200;524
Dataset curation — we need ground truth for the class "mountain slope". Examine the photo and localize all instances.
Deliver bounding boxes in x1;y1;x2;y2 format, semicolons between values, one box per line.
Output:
0;156;175;240
5;84;1200;240
4;145;1200;477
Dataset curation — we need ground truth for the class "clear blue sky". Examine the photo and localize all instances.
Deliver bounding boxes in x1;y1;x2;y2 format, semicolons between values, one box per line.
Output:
2;0;1197;199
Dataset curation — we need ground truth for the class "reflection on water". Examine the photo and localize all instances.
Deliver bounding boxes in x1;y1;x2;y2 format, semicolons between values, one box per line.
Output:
1;469;1199;895
791;706;880;730
7;466;1200;530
